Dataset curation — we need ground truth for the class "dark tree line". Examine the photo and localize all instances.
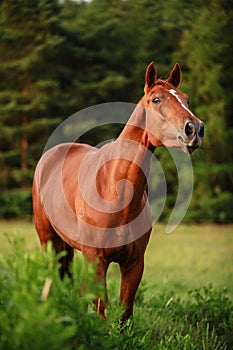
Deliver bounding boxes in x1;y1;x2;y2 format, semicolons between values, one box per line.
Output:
0;0;232;222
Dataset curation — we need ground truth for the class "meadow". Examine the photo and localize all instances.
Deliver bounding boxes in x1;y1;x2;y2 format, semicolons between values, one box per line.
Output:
0;220;232;349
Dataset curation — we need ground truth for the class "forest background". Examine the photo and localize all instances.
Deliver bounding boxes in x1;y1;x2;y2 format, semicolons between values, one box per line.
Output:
0;0;232;223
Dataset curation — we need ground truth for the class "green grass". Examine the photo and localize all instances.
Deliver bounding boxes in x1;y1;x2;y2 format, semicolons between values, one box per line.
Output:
0;219;39;251
0;220;233;298
107;223;233;300
0;220;233;349
144;224;233;298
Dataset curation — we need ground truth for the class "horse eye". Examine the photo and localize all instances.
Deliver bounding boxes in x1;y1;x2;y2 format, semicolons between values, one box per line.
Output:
187;98;190;105
152;97;160;104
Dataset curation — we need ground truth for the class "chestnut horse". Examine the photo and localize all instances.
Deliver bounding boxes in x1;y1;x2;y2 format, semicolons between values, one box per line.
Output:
32;62;204;323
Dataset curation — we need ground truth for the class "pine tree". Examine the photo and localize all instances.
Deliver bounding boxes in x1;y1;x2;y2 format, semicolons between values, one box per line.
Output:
0;0;77;190
173;0;233;221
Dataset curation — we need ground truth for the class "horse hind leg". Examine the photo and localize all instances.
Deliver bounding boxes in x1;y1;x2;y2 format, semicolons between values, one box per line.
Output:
40;228;74;279
33;178;74;278
34;211;74;279
52;233;74;279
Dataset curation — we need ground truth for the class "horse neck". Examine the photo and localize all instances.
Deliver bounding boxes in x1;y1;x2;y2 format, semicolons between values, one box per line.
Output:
110;102;155;200
118;101;155;152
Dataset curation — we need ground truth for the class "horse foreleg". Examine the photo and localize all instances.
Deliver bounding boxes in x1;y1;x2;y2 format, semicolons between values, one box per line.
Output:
86;255;109;320
119;258;144;324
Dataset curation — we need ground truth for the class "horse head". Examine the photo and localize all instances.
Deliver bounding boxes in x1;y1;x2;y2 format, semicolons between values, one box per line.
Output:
141;62;204;154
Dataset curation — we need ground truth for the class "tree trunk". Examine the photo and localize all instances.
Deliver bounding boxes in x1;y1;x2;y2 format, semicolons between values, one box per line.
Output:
21;113;28;171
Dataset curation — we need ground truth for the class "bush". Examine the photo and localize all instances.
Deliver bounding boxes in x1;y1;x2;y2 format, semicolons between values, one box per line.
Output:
183;191;233;224
0;189;32;219
0;236;109;350
0;236;232;349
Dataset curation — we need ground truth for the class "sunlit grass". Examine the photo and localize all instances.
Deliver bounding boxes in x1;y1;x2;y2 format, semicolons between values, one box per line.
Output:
1;228;232;350
107;223;233;300
0;220;232;349
0;219;39;251
0;220;232;299
144;224;233;299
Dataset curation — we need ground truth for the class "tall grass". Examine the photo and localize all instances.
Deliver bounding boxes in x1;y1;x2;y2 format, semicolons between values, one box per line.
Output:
1;221;232;297
0;234;232;349
145;224;233;297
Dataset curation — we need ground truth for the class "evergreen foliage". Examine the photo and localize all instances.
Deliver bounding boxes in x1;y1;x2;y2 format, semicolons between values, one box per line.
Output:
0;0;77;188
0;0;232;222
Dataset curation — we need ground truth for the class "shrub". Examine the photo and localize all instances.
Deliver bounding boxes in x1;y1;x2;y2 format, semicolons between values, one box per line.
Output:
184;191;233;224
0;236;109;350
0;236;232;349
0;189;32;219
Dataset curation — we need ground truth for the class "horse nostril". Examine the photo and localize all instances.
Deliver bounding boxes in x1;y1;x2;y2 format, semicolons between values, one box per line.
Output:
185;122;195;137
199;123;205;138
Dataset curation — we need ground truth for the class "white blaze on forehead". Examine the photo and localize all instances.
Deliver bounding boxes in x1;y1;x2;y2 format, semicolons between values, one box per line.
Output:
169;89;194;117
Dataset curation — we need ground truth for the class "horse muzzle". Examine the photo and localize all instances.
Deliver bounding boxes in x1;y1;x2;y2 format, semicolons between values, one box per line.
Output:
178;121;205;154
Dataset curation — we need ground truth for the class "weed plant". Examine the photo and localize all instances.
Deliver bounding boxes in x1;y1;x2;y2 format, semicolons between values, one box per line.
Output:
0;235;232;349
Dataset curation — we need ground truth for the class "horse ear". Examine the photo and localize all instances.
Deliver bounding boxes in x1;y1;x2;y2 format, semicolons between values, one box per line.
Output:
145;62;157;90
167;63;181;87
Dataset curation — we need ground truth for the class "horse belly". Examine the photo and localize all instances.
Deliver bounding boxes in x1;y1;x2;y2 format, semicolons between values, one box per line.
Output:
33;143;92;245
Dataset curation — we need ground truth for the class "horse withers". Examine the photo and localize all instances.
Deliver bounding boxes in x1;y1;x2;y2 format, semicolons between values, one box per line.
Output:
32;62;204;323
